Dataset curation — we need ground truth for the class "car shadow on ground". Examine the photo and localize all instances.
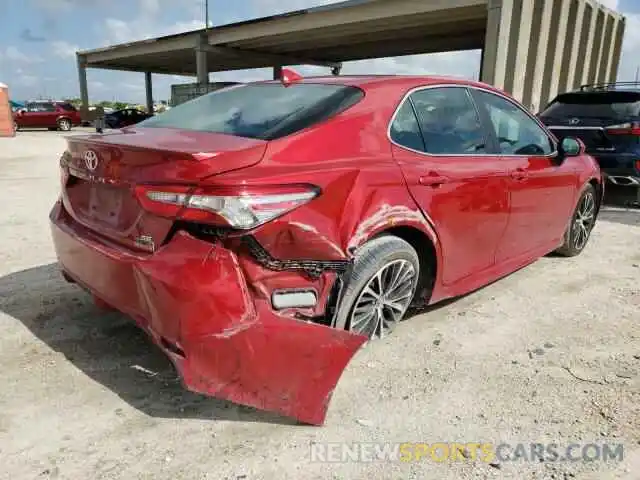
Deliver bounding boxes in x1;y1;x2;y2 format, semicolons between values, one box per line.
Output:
599;207;640;227
0;262;297;425
600;185;640;227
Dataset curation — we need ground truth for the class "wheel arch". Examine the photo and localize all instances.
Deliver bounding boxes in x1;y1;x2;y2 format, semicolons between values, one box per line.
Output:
588;177;603;216
356;223;440;309
377;225;438;308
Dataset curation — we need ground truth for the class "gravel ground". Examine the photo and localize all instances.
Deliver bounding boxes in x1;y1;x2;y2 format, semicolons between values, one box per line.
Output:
1;130;639;480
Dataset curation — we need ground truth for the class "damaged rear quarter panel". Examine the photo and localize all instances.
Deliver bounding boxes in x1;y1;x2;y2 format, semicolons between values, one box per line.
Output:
205;86;442;265
140;82;445;424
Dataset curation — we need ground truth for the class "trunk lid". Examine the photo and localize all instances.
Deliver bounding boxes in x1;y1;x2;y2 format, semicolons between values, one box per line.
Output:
61;127;267;250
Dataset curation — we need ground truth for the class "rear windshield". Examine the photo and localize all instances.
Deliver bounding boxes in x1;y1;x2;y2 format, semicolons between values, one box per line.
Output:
541;92;640;119
57;103;77;111
137;83;364;140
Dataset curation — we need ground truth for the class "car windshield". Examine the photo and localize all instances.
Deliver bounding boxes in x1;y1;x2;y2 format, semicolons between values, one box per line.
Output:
541;92;640;119
137;83;364;140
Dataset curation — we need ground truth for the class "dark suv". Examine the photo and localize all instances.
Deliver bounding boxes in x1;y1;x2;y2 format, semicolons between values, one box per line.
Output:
539;82;640;188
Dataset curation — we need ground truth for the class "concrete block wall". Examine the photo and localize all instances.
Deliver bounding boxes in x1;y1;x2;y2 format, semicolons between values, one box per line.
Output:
481;0;626;113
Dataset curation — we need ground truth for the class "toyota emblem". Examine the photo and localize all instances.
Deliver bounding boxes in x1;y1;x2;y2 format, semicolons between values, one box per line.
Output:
84;150;99;171
569;118;581;126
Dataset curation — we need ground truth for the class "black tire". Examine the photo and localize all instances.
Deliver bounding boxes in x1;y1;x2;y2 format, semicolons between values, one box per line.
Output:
555;184;597;257
334;236;420;339
57;118;72;131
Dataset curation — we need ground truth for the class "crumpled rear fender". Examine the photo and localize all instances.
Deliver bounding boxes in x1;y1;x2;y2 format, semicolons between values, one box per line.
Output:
132;232;366;425
52;198;366;425
181;303;366;425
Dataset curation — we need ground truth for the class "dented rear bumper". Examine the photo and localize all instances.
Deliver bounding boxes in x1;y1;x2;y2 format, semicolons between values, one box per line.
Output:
49;201;366;425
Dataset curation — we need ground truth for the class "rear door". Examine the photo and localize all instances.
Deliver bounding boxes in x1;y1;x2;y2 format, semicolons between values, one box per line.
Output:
57;102;81;125
390;86;509;286
472;89;578;261
35;102;58;127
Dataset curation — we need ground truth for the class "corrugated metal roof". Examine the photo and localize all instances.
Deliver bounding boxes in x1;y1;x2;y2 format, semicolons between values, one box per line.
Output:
80;0;488;75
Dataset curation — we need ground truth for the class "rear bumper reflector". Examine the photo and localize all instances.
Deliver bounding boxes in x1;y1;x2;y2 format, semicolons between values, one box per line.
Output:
272;290;318;310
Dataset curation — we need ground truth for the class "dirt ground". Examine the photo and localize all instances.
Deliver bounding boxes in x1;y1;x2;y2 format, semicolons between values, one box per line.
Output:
1;130;639;480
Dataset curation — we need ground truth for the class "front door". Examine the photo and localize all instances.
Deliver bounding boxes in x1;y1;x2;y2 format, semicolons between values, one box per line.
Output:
471;89;578;262
24;102;56;127
16;103;38;127
390;86;510;286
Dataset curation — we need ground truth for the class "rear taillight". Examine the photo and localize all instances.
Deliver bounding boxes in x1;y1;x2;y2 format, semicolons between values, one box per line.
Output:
605;121;640;135
135;184;319;229
59;151;70;186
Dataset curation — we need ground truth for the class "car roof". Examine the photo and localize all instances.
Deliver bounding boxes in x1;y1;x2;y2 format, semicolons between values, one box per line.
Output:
552;89;640;101
258;74;504;94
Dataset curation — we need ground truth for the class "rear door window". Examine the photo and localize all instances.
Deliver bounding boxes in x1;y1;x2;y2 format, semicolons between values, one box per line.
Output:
390;101;426;152
409;87;488;155
58;103;77;112
138;83;364;140
31;102;56;112
541;92;640;120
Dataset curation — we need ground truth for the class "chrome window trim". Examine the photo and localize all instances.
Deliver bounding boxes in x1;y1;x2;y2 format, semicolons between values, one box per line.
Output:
387;83;559;159
547;126;605;130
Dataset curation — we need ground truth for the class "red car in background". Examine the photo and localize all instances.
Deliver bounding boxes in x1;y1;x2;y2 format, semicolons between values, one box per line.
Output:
49;75;603;425
14;101;82;131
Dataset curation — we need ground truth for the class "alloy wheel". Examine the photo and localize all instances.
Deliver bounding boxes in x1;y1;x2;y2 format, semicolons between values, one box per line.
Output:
349;259;417;339
572;191;595;251
59;119;71;131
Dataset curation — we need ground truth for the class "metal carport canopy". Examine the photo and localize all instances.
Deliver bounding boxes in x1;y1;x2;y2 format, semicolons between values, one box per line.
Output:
78;0;488;75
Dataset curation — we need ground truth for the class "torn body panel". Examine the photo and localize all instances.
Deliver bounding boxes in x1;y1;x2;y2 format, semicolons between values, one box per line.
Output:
50;201;366;425
207;160;443;306
181;302;365;425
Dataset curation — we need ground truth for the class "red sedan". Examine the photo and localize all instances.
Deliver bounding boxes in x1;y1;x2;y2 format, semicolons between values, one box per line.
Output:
50;75;603;425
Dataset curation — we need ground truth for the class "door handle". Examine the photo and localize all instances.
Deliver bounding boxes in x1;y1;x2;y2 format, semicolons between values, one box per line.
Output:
419;173;449;186
510;168;528;181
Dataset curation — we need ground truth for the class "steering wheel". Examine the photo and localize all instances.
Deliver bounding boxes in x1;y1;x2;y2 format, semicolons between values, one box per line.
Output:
458;138;486;153
498;136;517;146
514;143;545;155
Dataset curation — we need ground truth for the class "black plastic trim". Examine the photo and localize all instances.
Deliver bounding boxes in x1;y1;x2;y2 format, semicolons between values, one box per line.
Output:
241;235;350;279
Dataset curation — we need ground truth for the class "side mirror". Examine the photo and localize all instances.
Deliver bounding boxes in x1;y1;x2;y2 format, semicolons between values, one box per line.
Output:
558;137;584;160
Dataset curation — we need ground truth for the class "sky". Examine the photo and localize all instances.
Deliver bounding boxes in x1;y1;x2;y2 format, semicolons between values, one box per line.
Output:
1;0;639;103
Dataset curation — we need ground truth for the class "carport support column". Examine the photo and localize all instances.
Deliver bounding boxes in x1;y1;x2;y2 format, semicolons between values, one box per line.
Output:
144;72;153;114
196;34;209;86
480;0;504;87
481;0;625;111
77;54;89;120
